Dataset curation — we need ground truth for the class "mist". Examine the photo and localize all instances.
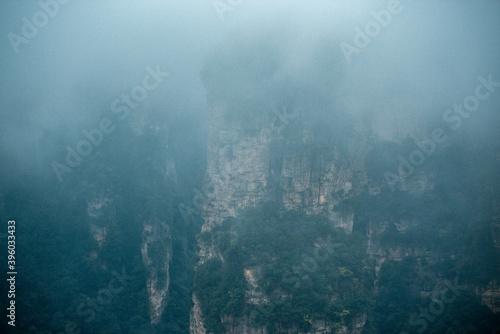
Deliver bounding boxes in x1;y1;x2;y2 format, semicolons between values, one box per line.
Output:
1;1;499;333
1;1;499;179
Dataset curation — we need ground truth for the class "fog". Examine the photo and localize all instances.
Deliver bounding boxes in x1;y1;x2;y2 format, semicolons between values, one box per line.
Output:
0;1;499;333
1;0;499;182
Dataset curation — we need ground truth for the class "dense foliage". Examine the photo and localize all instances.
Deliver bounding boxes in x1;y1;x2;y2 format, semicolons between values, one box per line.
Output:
193;203;376;333
1;95;498;334
0;124;203;334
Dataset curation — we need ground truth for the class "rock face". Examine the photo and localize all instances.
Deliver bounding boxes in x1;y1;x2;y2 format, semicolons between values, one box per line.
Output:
190;295;207;334
189;81;500;331
201;120;271;230
141;220;172;324
88;202;174;325
83;111;177;326
87;193;113;251
190;92;442;333
197;96;438;245
199;95;437;234
86;198;174;326
132;111;176;324
200;106;365;237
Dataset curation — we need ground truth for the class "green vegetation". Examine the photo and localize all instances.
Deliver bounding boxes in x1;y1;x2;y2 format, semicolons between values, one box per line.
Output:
0;126;203;334
1;101;498;334
364;259;500;334
193;203;376;333
345;133;500;333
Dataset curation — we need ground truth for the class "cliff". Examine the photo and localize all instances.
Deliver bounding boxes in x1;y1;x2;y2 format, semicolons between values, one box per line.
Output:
189;88;441;333
84;113;177;326
188;72;500;331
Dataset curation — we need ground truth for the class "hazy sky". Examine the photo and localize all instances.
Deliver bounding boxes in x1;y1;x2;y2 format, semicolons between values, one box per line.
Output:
1;0;499;180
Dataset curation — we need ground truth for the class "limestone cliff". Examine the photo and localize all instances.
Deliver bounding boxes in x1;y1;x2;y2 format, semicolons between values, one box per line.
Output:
190;89;444;333
84;112;176;326
141;219;172;324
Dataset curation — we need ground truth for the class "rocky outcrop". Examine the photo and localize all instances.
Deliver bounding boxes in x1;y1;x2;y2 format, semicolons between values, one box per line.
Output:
83;111;177;325
190;88;443;332
366;220;431;275
85;190;114;260
190;294;207;334
480;281;500;314
199;108;367;236
141;220;172;324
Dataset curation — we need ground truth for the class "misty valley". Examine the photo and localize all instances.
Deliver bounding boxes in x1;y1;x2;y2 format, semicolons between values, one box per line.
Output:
0;1;499;334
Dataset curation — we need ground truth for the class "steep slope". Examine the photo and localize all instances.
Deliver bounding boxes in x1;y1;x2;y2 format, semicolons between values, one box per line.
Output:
190;31;500;334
